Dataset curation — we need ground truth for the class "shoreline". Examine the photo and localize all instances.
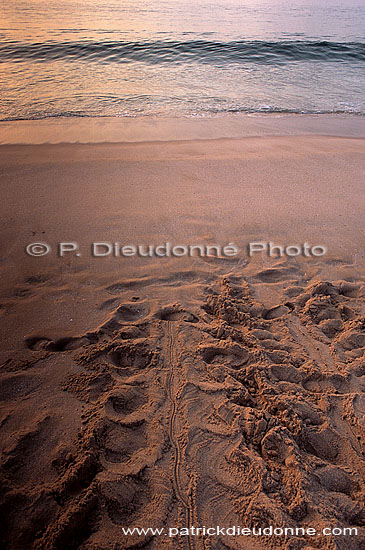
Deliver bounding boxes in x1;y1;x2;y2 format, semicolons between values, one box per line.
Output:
0;112;365;145
0;133;364;311
1;135;364;262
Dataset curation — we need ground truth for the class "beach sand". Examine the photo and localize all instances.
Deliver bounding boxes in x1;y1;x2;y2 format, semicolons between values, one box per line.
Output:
0;118;364;549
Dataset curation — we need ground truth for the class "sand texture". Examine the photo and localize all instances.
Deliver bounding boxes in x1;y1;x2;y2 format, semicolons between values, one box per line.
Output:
0;132;364;549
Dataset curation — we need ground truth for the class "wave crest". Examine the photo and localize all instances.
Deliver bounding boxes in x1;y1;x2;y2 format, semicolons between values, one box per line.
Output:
1;40;364;65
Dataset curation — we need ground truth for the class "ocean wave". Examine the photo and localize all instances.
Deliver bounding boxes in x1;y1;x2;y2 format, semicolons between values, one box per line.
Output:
0;40;365;65
1;107;364;123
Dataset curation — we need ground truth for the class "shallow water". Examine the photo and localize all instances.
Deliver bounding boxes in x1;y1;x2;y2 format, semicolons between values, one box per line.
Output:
0;0;364;119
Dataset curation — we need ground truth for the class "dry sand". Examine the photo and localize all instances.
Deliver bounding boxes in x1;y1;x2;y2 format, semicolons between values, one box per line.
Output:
0;118;364;549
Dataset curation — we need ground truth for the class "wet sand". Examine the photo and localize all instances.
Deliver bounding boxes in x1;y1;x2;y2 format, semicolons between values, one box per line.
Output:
0;119;364;549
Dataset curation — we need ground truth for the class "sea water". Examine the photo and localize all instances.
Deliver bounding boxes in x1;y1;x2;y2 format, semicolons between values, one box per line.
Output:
0;0;364;120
